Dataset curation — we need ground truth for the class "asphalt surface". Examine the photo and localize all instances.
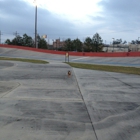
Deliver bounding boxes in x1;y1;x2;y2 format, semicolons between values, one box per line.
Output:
0;47;140;140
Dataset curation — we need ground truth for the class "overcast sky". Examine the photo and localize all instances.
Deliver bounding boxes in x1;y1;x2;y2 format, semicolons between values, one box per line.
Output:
0;0;140;44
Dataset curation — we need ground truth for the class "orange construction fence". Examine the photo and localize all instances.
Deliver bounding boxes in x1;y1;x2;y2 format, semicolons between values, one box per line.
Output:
0;44;140;57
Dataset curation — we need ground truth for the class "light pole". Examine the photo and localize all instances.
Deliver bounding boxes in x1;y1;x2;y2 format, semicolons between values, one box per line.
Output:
112;38;114;52
105;40;108;52
34;0;38;48
138;37;140;51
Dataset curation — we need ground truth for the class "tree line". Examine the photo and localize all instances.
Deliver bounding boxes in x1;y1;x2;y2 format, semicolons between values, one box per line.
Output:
5;32;103;52
112;39;140;45
5;34;48;49
5;32;139;52
131;40;140;45
58;33;103;52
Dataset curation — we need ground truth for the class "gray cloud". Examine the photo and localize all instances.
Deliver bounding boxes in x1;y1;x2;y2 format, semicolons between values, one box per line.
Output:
86;0;140;42
0;0;78;42
0;0;140;43
98;0;140;30
100;0;140;15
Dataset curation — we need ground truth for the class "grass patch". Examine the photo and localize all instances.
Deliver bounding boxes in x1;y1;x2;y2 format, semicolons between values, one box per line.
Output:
66;62;140;75
0;57;48;64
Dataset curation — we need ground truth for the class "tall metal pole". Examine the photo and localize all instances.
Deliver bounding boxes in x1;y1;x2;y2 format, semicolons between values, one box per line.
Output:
35;0;38;48
0;31;1;44
112;38;114;52
137;37;140;51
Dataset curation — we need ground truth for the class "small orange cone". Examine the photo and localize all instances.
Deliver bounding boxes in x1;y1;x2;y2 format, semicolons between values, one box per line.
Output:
68;70;71;77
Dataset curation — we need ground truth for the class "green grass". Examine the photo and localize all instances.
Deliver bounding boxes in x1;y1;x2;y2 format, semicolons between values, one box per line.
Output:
66;62;140;75
0;57;48;64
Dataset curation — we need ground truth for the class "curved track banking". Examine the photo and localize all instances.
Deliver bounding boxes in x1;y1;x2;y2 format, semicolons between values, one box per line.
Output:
0;47;140;140
0;47;140;67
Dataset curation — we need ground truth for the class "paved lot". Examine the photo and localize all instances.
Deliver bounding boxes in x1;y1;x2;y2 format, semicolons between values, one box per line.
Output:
74;68;140;140
71;57;140;67
0;61;97;140
0;47;140;140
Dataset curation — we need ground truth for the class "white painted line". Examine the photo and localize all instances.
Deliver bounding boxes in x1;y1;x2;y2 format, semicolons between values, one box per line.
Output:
71;57;90;61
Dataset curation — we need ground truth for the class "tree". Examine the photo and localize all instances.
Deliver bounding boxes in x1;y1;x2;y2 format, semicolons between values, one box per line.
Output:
113;39;122;45
84;37;92;52
73;38;82;52
64;38;73;51
131;40;136;44
4;34;48;49
131;40;140;44
22;34;34;47
122;40;127;44
92;33;103;52
11;35;22;45
5;39;11;45
135;40;140;44
37;35;48;49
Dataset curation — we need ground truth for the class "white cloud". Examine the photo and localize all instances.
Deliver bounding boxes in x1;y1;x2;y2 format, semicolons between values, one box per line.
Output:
24;0;102;22
1;0;140;43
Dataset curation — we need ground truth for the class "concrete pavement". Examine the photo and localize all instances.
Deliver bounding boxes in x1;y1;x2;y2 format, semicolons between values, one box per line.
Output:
0;61;97;140
71;57;140;67
0;47;140;140
74;68;140;140
0;47;140;67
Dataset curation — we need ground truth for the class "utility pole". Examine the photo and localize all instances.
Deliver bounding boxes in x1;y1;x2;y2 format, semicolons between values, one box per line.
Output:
34;0;38;48
13;31;19;45
112;38;115;52
48;38;49;45
13;31;19;37
0;31;2;44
